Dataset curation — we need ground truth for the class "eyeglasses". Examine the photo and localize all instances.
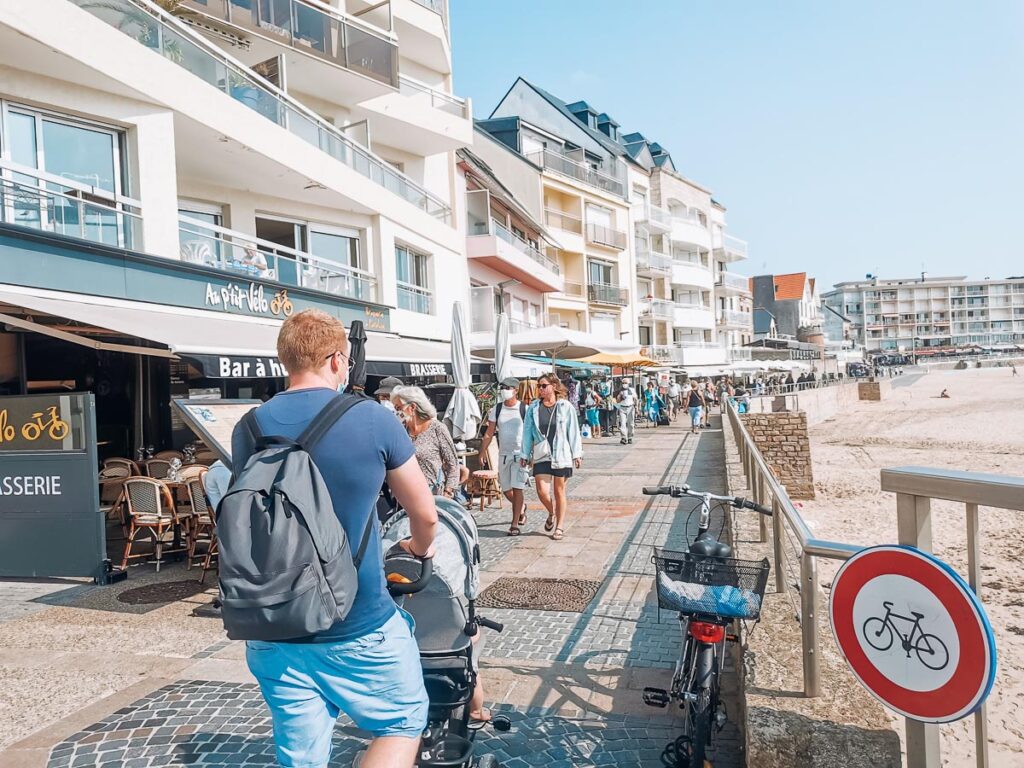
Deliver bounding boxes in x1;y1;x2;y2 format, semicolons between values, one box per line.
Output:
324;351;354;371
538;383;552;389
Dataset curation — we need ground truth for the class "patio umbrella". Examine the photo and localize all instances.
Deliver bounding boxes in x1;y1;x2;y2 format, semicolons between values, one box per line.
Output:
346;320;368;395
494;313;512;383
470;326;631;362
443;301;481;440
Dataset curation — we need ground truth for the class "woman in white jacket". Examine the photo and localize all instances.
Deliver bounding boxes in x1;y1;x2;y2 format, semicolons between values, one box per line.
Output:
519;373;583;541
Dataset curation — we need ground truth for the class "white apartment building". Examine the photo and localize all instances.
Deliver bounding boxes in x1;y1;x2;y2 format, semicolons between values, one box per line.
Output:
822;275;1024;354
0;0;472;454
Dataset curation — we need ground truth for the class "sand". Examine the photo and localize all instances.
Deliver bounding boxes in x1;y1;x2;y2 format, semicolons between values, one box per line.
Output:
802;367;1024;766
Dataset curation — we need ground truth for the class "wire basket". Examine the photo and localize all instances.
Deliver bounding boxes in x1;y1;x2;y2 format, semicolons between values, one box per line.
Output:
652;547;770;620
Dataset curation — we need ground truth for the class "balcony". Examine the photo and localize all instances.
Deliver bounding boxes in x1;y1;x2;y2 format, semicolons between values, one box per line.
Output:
671;258;713;290
354;74;472;154
670;211;710;249
397;282;433;314
1;161;142;250
383;0;450;73
635;245;672;276
587;282;629;307
639;298;674;320
633;203;671;233
75;0;450;221
673;305;715;330
466;207;562;293
178;0;399;101
714;235;748;263
179;215;377;302
718;308;750;328
585;222;628;251
716;271;750;295
526;149;625;198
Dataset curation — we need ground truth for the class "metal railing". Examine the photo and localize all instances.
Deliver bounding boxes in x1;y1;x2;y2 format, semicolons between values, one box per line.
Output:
726;401;1009;768
560;280;584;297
639;298;674;320
397;282;432;314
585;222;627;250
398;75;468;117
718;308;749;326
178;215;376;301
719;234;748;257
717;271;750;292
0;161;143;249
635;244;672;274
587;282;628;306
178;0;398;87
633;203;672;229
491;219;560;274
526;149;625;198
544;208;583;234
73;0;450;221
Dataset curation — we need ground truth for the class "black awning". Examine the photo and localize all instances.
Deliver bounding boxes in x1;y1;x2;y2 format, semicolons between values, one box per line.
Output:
183;354;288;379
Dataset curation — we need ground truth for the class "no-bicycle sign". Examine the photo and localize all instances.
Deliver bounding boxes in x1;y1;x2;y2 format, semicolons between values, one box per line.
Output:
829;545;997;724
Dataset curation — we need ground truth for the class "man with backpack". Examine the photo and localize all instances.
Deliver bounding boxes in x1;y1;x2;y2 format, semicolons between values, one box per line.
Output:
226;309;437;768
479;376;529;536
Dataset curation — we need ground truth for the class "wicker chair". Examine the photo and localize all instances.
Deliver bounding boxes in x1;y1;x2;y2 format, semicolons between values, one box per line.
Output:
104;457;140;476
154;450;184;461
193;449;218;466
120;478;181;571
143;458;173;479
178;464;207;481
185;473;218;583
98;466;129;529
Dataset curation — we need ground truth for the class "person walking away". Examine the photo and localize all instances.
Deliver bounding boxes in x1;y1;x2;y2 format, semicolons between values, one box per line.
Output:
479;377;529;536
687;382;706;435
1013;364;1018;377
229;310;436;768
667;379;681;420
392;386;460;498
519;374;583;541
596;377;613;436
615;377;637;445
583;385;603;438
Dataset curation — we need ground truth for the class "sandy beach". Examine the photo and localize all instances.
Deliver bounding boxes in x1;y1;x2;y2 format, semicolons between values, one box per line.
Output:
802;367;1024;766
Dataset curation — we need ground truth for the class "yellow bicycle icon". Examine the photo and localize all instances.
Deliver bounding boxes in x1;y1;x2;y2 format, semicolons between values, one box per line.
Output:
271;290;293;317
21;406;70;442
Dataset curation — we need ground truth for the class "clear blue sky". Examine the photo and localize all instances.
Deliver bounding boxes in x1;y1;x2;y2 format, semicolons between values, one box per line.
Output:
450;1;1024;291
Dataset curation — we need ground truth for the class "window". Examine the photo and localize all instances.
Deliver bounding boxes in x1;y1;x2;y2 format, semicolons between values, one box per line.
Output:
638;325;652;346
0;101;130;246
588;259;614;286
395;244;432;314
178;201;223;265
586;203;612;228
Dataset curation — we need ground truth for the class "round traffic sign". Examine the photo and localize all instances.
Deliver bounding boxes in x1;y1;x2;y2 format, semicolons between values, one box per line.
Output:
829;545;996;723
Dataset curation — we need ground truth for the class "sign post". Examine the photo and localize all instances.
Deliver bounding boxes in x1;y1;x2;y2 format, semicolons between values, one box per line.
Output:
830;544;997;768
0;393;107;582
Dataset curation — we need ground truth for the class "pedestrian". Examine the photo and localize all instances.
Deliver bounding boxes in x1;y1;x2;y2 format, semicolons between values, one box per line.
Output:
686;381;706;435
615;377;637;445
643;381;664;426
373;376;403;413
479;377;529;536
230;309;436;768
203;459;231;509
517;378;538;405
392;385;460;498
1013;364;1018;377
583;384;603;438
667;378;681;420
597;376;614;436
519;373;583;542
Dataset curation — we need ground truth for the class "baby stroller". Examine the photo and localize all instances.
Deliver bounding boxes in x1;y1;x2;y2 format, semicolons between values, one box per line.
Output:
381;497;510;767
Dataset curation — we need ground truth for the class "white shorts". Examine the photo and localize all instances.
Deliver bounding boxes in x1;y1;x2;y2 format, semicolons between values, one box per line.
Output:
499;454;528;491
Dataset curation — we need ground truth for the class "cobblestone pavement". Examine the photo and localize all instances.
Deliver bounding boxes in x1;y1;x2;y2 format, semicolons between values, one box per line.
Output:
3;417;745;768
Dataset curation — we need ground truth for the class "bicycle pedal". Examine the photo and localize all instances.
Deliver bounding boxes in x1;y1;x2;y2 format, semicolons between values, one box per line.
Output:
642;687;669;708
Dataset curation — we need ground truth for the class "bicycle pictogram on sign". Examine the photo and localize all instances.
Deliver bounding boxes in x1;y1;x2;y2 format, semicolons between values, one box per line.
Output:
861;601;949;671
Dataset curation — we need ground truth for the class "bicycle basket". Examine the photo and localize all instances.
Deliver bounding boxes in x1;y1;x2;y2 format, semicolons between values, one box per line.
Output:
652;547;770;620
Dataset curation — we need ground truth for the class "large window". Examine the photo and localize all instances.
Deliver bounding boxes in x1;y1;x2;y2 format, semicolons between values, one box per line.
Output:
395;244;432;314
588;259;614;286
0;102;130;246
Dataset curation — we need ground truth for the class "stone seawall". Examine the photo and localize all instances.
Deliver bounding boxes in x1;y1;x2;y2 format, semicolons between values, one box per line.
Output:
740;412;815;500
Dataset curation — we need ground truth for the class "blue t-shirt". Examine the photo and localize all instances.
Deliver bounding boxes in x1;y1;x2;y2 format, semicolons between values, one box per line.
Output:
230;387;415;642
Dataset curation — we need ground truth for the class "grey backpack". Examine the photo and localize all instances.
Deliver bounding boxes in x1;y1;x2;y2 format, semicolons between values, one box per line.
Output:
217;395;374;641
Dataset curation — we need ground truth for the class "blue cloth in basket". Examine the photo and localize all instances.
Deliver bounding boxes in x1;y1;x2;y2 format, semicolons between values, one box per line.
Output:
657;572;762;619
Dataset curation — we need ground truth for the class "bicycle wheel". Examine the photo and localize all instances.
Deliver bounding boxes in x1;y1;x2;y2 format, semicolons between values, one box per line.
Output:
915;633;950;671
861;617;894;651
687;685;712;768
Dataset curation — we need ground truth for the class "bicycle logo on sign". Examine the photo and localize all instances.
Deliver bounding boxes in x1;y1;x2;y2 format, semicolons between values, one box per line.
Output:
861;601;950;671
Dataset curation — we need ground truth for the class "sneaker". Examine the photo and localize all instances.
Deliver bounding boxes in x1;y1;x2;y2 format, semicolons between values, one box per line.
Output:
620;438;627;445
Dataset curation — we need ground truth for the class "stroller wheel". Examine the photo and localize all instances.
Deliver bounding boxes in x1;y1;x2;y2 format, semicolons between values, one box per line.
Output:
474;756;501;768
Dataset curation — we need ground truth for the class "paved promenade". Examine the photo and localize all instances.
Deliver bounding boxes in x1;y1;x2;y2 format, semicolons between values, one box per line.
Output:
0;416;742;768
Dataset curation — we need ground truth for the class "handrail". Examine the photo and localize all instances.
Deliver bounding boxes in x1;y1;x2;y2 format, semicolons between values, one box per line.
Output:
72;0;450;221
490;218;560;274
526;149;625;198
178;215;376;301
398;74;468;116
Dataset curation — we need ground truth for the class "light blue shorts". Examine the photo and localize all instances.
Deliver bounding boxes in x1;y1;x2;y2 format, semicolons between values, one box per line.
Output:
246;608;427;768
689;406;703;426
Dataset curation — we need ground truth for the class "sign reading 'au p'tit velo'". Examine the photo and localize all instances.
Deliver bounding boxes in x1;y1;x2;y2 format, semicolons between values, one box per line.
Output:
204;282;293;317
829;545;997;724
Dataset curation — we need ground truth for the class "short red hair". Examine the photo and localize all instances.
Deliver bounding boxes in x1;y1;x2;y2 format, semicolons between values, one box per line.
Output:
277;310;348;374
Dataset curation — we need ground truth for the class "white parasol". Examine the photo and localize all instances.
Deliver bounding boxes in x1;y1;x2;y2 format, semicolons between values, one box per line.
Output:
494;312;512;383
443;301;481;440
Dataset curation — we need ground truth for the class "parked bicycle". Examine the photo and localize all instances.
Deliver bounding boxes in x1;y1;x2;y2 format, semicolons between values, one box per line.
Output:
862;601;950;671
641;484;772;768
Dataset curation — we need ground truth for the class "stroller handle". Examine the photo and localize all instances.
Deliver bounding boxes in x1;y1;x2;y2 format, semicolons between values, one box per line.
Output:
385;555;434;596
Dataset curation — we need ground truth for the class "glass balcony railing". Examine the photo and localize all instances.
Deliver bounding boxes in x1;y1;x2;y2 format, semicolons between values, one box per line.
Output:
399;75;468;117
491;219;560;274
635;245;672;274
178;0;398;87
717;271;750;292
585;222;627;250
544;207;583;235
587;282;628;306
179;215;377;301
639;299;674;320
72;0;450;221
526;149;625;198
397;282;433;314
0;161;143;249
718;308;750;326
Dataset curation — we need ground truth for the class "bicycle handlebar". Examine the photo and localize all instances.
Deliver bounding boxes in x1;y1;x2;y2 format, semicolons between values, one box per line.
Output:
642;485;773;516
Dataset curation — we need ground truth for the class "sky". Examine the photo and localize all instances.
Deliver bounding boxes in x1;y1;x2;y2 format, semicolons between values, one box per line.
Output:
449;0;1024;292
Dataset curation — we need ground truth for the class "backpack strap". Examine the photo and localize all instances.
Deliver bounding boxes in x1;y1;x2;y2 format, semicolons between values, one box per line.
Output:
297;393;366;451
352;512;375;569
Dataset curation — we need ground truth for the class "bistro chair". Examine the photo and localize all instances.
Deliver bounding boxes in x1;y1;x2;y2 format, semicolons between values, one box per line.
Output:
120;477;181;572
178;464;207;482
143;458;173;479
104;457;141;476
98;465;130;531
469;440;503;511
153;450;184;462
193;449;218;466
185;474;218;583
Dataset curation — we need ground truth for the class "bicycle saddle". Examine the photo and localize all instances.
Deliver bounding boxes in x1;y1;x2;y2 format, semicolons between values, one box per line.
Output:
911;611;925;619
689;532;732;559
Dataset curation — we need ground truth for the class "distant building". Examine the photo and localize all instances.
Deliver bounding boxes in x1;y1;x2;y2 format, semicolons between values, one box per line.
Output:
753;308;778;341
821;275;1024;354
751;272;823;340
